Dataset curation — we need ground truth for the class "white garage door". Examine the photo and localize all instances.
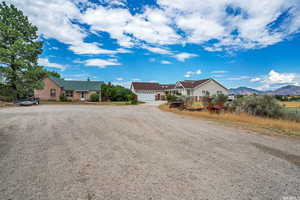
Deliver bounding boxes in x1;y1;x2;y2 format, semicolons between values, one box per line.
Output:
137;93;155;102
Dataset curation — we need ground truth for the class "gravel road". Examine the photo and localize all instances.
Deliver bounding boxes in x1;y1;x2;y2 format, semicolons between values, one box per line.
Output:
0;105;300;200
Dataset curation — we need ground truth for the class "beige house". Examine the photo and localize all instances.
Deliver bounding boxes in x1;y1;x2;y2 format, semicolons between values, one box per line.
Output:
131;78;228;102
34;76;103;101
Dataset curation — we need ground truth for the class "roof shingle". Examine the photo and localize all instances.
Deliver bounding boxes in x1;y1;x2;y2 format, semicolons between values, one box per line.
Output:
178;79;210;88
132;82;161;91
49;76;103;91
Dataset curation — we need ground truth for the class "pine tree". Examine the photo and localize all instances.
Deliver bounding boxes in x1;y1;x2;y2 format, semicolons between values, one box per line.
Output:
0;2;45;99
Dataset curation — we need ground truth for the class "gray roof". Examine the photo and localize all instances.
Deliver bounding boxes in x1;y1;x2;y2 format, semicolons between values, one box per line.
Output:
49;76;103;91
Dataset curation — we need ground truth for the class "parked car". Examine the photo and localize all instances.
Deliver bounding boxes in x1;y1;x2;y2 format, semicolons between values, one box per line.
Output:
15;97;40;106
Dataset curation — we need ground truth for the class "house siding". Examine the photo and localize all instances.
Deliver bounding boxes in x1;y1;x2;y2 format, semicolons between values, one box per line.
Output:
35;78;101;101
34;77;62;101
193;80;228;97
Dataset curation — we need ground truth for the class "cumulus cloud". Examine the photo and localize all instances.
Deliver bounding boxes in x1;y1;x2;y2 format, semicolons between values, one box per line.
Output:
184;69;202;78
9;0;300;55
249;70;300;90
38;58;66;71
143;46;172;55
258;70;299;89
8;0;133;55
250;77;262;82
84;58;120;68
173;53;198;61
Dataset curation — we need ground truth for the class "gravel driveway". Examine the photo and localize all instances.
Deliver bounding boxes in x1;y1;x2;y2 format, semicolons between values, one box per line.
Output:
0;105;299;200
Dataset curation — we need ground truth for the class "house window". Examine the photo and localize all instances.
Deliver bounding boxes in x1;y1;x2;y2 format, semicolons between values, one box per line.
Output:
50;89;56;97
217;90;223;94
202;90;210;96
187;89;191;96
65;90;73;97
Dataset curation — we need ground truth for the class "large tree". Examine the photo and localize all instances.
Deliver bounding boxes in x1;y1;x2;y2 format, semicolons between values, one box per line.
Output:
0;2;46;99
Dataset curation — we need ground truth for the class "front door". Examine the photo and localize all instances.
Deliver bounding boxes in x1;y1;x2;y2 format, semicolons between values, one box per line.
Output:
80;91;85;101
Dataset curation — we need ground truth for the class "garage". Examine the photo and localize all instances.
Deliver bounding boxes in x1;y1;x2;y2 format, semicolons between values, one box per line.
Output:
136;92;156;102
130;82;161;102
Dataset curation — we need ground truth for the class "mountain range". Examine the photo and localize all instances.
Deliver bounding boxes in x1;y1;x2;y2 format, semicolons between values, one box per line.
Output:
229;85;300;95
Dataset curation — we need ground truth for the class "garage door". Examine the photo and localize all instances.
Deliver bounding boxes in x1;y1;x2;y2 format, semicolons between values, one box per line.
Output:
137;93;155;102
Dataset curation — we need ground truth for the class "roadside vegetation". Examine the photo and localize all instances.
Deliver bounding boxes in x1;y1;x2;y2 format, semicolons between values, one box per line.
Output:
161;94;300;136
101;83;138;105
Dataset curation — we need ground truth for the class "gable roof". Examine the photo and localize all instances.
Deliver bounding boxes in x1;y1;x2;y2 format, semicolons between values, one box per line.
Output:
49;76;103;91
160;84;176;90
131;82;161;91
177;79;210;89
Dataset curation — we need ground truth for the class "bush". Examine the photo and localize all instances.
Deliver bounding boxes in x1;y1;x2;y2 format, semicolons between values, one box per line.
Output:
59;95;68;102
228;95;283;118
90;93;100;102
128;93;138;104
166;94;178;102
101;83;137;102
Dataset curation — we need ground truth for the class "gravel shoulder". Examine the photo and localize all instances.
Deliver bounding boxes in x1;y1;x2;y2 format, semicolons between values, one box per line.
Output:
0;105;300;200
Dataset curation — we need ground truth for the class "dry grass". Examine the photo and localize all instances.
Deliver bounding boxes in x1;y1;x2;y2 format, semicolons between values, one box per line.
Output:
159;104;300;137
279;101;300;108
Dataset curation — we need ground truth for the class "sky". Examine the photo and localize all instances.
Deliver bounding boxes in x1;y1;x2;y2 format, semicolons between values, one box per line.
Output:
8;0;300;90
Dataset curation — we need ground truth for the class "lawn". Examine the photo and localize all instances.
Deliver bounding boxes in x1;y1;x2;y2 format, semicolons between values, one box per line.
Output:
159;104;300;137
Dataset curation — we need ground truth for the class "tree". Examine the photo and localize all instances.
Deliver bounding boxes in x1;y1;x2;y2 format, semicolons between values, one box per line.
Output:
0;2;45;99
46;70;61;78
101;83;137;103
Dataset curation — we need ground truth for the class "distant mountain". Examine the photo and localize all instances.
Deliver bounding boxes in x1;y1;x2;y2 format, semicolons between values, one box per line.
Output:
265;85;300;95
229;87;262;95
229;85;300;95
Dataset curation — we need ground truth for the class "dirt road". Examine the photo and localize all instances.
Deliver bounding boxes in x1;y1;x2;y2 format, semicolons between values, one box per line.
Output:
0;105;299;200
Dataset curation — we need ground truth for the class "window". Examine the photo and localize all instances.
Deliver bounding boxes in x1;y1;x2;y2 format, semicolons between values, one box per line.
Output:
217;91;223;94
202;90;210;96
65;90;73;97
187;89;191;96
50;89;56;97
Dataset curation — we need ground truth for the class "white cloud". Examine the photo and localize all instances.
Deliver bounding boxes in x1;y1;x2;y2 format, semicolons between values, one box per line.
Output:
250;77;262;82
211;70;228;74
69;42;117;55
264;70;296;84
227;76;250;80
249;70;299;90
143;46;172;55
9;0;300;54
258;70;299;89
184;69;202;78
38;58;66;71
84;58;120;68
131;78;141;81
161;60;171;64
173;52;198;61
112;81;132;88
116;77;124;81
158;0;300;51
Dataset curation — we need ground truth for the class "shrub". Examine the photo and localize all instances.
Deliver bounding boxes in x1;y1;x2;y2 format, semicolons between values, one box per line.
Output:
101;83;136;102
59;95;68;102
228;95;283;118
166;94;178;102
90;93;100;102
128;93;138;104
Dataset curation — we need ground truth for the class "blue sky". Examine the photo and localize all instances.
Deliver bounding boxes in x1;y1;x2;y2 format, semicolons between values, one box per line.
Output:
9;0;300;90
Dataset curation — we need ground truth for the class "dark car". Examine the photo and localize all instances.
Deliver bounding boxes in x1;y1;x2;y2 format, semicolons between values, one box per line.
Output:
15;97;40;106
